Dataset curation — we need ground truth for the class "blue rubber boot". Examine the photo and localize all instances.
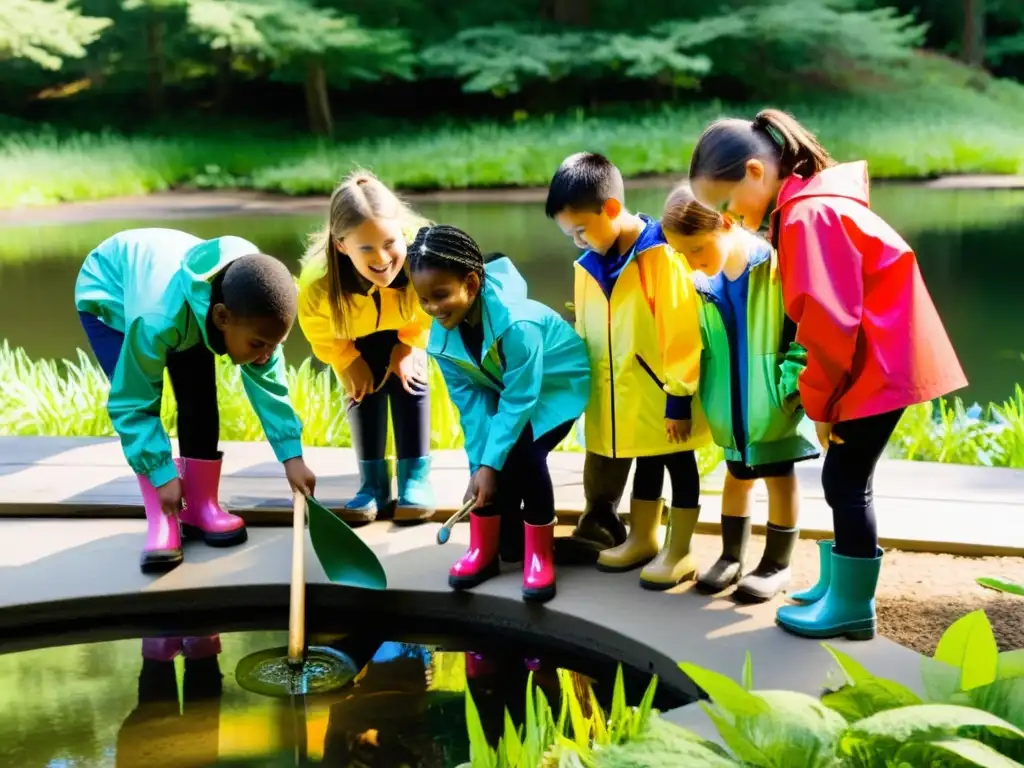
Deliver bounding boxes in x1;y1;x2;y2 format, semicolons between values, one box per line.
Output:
342;459;391;523
790;539;833;604
395;456;435;524
776;546;882;641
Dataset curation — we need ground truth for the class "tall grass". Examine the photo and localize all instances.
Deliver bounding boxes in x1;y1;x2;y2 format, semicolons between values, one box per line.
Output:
4;83;1024;209
2;342;1023;469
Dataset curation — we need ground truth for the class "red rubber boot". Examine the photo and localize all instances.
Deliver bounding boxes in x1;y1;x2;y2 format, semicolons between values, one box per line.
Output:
523;520;556;603
177;455;247;547
449;513;501;590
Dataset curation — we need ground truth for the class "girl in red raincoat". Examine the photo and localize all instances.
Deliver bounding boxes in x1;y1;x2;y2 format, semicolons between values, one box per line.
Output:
687;108;967;641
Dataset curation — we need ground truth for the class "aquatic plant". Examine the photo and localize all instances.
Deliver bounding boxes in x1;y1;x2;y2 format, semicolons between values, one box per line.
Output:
977;577;1024;598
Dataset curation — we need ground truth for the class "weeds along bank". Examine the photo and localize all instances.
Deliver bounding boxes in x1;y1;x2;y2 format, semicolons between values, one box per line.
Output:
3;86;1024;209
2;343;1022;470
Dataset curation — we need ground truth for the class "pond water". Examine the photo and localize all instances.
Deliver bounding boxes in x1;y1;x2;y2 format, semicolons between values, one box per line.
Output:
0;629;680;767
1;184;1022;405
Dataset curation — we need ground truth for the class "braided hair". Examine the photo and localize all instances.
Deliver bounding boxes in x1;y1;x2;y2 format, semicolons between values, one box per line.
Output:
408;224;485;279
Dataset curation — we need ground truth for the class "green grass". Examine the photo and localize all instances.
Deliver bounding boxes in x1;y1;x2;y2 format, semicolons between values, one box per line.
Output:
3;342;1024;470
4;69;1024;208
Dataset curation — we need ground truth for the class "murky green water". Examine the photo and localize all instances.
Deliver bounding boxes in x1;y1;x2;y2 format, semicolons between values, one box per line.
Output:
1;185;1021;405
0;631;675;767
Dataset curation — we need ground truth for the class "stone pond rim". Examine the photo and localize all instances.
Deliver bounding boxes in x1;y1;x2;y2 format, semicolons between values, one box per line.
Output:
0;580;704;705
2;173;1023;225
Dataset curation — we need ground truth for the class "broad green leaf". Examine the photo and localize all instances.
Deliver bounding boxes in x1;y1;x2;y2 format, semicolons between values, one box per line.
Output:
843;703;1024;747
610;665;627;733
679;662;769;717
742;651;754;690
821;643;874;685
633;675;659;739
934;610;999;691
977;576;1024;597
592;718;741;766
503;709;523;766
896;736;1024;768
736;690;846;768
998;651;1024;681
965;678;1024;732
822;677;923;722
921;657;964;703
559;670;592;747
464;689;496;768
701;702;775;768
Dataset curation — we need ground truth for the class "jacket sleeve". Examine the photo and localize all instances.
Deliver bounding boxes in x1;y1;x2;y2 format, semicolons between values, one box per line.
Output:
647;248;703;420
297;279;360;380
241;346;305;463
779;202;863;422
480;322;544;471
397;294;432;350
435;356;496;473
107;315;179;488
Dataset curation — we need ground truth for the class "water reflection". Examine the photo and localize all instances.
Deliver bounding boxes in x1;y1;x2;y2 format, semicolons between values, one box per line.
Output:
0;630;673;767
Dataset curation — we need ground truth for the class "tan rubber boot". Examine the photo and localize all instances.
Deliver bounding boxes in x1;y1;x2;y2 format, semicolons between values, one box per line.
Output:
596;497;664;573
639;506;701;590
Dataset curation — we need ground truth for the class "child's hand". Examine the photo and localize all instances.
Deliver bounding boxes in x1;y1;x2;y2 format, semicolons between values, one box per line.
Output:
389;343;427;395
343;357;375;402
814;421;844;451
470;466;499;510
156;477;184;518
666;418;692;443
284;457;317;496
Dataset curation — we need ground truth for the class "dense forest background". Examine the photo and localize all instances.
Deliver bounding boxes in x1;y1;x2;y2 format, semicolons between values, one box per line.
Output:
2;0;1022;135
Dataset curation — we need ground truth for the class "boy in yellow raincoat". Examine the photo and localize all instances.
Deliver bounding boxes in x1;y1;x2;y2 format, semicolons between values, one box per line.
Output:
545;152;711;587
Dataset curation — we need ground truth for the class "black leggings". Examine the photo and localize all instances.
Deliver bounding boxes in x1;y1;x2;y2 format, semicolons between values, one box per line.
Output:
823;408;905;558
347;331;430;461
583;451;700;511
80;312;220;460
478;420;575;526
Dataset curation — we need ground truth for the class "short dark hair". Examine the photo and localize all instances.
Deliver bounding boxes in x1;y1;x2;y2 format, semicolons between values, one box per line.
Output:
408;224;484;279
220;253;297;326
544;152;625;219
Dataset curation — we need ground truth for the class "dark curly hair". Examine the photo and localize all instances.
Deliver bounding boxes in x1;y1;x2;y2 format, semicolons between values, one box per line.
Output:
408;224;485;279
215;253;297;327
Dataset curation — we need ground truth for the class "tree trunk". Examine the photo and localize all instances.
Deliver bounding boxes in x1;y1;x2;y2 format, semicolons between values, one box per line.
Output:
961;0;986;68
146;15;165;119
303;59;333;137
214;47;232;114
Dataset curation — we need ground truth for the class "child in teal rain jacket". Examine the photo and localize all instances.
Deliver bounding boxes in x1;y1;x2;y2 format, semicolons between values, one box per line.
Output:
75;228;316;573
407;224;591;603
660;186;819;603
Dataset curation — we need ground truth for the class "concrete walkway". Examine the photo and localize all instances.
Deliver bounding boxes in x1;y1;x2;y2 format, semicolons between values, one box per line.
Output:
2;436;1022;556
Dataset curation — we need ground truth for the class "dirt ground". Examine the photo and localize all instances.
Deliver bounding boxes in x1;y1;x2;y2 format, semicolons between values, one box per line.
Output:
686;533;1024;656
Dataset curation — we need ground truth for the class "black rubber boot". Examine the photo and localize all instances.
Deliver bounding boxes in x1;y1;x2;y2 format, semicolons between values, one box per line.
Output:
553;504;627;565
734;524;798;603
183;656;224;700
500;504;524;564
696;515;751;594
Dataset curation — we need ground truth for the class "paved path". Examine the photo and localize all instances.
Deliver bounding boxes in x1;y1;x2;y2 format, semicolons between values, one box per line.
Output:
0;516;925;722
1;436;1022;556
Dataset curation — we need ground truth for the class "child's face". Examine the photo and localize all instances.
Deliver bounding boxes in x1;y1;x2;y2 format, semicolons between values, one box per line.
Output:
212;308;291;366
664;224;731;276
336;217;408;288
691;159;778;231
411;267;481;331
553;199;622;255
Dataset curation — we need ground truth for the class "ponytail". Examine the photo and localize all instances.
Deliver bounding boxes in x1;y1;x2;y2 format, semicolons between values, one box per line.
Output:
689;108;834;183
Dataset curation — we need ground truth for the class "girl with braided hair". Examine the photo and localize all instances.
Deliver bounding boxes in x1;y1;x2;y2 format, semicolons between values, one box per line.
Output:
689;108;966;639
297;171;435;524
409;225;591;603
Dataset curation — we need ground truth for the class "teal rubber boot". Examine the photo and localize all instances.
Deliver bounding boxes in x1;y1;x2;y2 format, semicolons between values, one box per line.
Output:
343;459;391;523
776;546;883;641
395;456;435;524
790;539;833;604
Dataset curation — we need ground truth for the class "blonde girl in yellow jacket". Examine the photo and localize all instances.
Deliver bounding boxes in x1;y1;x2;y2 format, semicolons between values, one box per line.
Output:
297;171;434;523
546;152;710;586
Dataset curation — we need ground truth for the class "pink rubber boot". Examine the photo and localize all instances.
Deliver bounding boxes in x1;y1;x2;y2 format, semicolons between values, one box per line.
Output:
137;474;183;574
449;513;501;590
523;520;556;603
177;455;247;547
142;637;183;661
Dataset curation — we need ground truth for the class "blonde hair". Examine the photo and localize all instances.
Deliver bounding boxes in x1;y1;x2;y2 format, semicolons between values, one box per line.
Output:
662;183;725;237
304;170;430;337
